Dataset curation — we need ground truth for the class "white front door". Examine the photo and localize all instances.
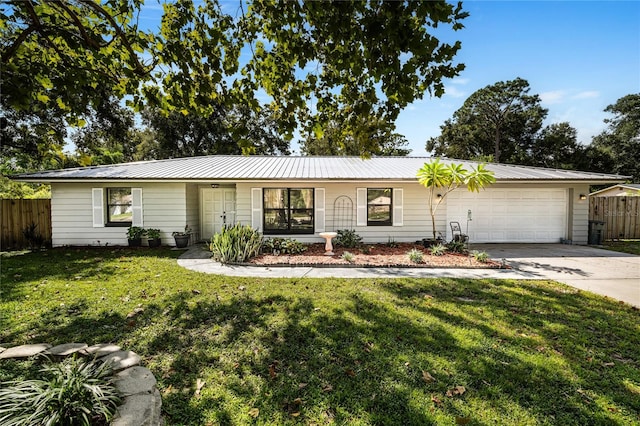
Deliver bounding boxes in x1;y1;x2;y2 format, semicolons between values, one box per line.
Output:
200;188;236;240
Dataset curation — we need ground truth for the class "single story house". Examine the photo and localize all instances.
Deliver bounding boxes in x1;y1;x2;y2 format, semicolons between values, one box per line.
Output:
15;156;626;247
589;183;640;197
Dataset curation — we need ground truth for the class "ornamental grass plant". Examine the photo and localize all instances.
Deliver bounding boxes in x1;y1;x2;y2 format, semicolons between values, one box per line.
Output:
0;355;120;426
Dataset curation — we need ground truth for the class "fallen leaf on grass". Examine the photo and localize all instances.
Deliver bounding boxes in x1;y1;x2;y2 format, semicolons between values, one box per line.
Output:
345;368;356;377
126;307;144;318
248;408;259;418
195;378;205;396
269;364;277;379
603;362;615;367
607;407;619;413
298;382;307;389
422;371;436;383
192;289;201;295
446;386;466;397
322;384;333;392
431;395;443;406
290;412;300;417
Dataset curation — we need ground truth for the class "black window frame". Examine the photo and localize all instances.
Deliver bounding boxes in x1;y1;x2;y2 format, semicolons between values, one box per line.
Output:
106;187;133;227
263;188;314;235
367;188;393;226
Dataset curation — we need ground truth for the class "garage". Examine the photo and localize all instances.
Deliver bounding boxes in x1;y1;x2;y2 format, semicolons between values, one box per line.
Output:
446;188;568;243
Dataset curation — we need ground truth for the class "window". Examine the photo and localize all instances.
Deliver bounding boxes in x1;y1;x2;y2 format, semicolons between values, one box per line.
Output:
107;188;133;225
263;188;314;234
367;188;392;226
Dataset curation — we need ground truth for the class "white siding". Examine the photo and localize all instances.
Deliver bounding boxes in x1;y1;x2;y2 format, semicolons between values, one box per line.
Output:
51;183;187;247
236;182;438;243
186;183;199;242
571;184;590;244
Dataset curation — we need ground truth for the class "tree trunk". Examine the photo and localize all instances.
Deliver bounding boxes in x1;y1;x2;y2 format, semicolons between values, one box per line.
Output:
494;127;501;163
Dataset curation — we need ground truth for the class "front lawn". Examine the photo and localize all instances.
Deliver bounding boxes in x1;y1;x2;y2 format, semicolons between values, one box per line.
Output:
1;248;639;425
602;240;640;255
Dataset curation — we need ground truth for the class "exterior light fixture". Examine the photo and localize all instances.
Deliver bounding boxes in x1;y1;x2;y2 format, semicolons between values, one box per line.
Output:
579;194;587;200
211;184;220;189
436;193;443;198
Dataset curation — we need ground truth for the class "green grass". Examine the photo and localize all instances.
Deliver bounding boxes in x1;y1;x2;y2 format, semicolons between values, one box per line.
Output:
1;248;639;425
602;240;640;255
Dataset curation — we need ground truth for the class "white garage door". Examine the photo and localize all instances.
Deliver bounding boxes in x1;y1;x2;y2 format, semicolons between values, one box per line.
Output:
446;188;568;243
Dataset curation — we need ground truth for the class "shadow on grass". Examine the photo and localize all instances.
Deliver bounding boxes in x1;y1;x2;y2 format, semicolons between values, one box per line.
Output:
2;257;639;424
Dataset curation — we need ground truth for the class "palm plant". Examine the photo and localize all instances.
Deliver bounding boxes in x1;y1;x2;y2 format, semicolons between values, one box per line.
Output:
417;159;496;240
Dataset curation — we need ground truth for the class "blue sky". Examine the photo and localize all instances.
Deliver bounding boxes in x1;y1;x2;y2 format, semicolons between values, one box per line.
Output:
396;1;640;156
139;1;640;156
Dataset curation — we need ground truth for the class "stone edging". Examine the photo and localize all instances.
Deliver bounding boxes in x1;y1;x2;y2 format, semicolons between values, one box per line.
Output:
225;260;505;269
0;343;162;426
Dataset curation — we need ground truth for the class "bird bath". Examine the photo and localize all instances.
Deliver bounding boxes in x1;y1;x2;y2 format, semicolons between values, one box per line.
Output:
318;232;338;256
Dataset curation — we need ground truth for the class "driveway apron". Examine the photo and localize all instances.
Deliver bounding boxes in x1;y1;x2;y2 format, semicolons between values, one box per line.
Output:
474;244;640;307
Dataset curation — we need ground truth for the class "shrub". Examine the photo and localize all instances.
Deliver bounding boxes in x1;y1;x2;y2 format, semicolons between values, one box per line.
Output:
386;237;399;248
430;243;447;256
334;229;362;248
407;248;424;263
146;228;161;239
0;356;120;426
262;238;307;255
471;250;490;263
126;226;146;240
446;240;467;254
22;222;45;250
341;251;355;263
210;223;263;263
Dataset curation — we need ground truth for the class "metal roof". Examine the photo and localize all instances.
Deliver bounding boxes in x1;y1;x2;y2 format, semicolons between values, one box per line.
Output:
14;155;628;182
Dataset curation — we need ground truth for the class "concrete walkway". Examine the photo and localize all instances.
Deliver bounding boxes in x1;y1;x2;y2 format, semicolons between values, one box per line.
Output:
178;244;640;307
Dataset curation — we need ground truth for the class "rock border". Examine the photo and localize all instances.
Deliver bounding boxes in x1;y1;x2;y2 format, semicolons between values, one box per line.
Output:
0;343;162;426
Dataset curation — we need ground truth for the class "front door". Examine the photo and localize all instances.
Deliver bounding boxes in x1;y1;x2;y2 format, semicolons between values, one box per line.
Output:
200;188;236;240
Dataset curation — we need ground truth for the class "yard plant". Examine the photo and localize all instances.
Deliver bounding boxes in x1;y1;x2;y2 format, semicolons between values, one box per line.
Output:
0;355;120;425
1;248;639;425
210;223;262;263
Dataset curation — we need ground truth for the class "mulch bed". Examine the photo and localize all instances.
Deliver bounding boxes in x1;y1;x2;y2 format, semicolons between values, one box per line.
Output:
248;243;502;268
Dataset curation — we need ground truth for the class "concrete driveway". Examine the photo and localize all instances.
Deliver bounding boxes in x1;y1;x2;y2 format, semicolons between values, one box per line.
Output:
474;244;640;307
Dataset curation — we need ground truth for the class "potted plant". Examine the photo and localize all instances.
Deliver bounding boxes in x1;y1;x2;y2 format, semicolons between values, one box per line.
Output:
126;226;146;247
172;225;192;248
147;228;162;248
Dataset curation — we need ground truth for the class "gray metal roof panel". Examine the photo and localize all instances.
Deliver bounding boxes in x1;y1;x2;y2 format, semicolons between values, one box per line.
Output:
14;155;628;182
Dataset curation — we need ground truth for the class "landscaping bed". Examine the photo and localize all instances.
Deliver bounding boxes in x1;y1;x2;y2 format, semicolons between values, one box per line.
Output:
249;242;501;268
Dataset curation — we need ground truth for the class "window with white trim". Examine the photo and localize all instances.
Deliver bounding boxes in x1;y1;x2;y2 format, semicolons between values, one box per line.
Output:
367;188;392;226
107;188;133;225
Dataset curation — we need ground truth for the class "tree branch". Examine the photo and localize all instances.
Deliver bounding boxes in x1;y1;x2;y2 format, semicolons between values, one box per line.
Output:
54;1;102;50
76;0;151;76
1;24;37;63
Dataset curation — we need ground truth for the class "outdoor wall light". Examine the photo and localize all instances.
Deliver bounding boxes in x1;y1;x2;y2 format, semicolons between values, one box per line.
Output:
579;194;587;200
436;193;443;198
211;184;220;188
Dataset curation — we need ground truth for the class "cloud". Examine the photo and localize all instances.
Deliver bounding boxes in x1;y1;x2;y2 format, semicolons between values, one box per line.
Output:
539;90;566;105
444;85;466;98
450;78;470;85
572;91;600;100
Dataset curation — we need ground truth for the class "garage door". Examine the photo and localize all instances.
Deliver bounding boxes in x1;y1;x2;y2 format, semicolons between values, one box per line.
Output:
446;188;567;243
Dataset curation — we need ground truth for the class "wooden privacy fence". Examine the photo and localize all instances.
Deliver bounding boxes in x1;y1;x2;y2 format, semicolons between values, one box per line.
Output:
589;196;640;240
1;199;52;250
